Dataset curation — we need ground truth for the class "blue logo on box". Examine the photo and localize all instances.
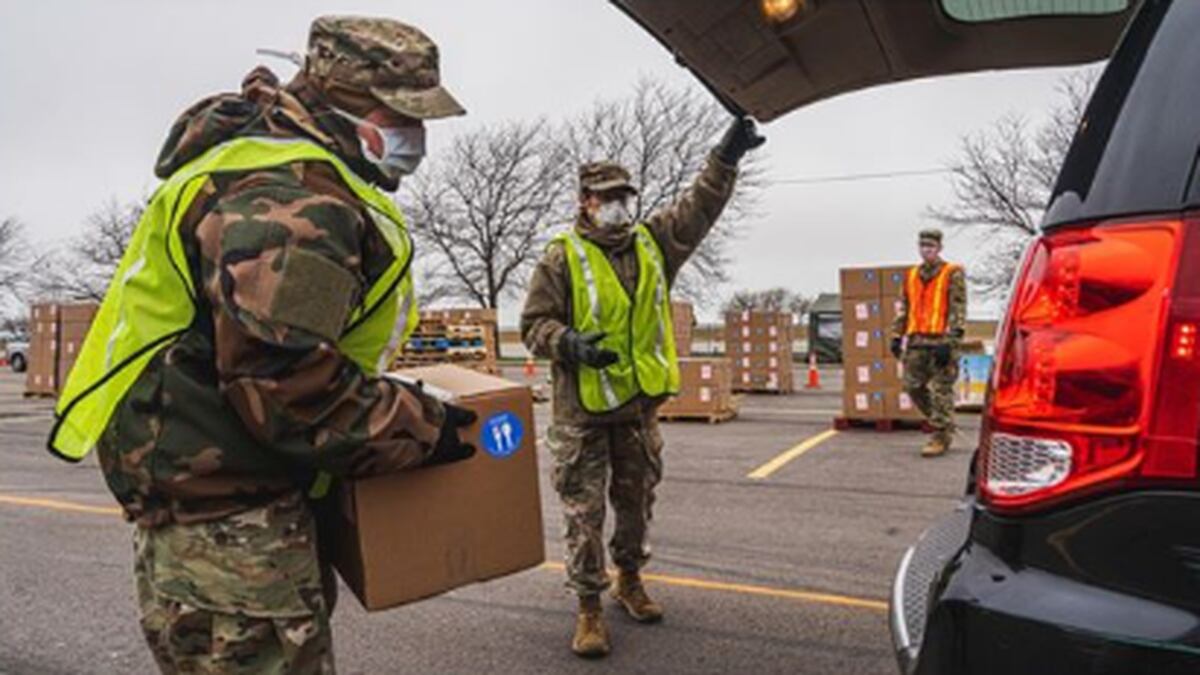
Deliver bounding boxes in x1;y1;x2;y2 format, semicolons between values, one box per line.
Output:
480;411;524;459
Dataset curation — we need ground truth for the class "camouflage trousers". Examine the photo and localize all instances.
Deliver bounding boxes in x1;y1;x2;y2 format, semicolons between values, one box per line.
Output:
547;416;664;596
133;491;336;674
903;346;959;440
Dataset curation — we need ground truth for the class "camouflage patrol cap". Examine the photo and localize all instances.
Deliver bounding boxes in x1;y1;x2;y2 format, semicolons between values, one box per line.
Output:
306;16;465;119
579;161;638;195
919;228;943;245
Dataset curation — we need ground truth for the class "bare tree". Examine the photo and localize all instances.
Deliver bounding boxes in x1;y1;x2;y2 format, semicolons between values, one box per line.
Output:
724;287;811;317
562;79;765;306
36;197;143;301
927;69;1098;297
0;217;29;306
402;119;571;311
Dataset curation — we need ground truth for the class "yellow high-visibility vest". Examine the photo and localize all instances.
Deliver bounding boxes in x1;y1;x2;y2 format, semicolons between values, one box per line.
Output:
50;137;418;461
555;224;680;413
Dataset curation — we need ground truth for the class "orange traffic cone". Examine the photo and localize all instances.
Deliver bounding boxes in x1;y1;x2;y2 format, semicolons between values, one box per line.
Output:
805;352;821;389
524;355;536;378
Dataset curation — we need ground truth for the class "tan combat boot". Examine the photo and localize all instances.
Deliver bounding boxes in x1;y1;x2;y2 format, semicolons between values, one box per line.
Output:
612;570;664;623
921;434;950;458
571;595;610;658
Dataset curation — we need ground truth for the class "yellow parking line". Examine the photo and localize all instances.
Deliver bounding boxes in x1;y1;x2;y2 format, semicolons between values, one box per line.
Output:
0;494;123;516
747;429;839;480
0;492;886;612
540;562;885;612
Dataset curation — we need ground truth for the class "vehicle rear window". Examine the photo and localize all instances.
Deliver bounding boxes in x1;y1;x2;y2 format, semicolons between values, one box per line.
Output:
941;0;1128;23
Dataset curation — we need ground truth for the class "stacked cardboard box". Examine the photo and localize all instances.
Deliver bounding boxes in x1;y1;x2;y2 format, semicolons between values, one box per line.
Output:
840;266;922;422
671;301;694;356
724;310;795;393
394;308;500;375
24;302;100;397
25;304;61;396
58;303;99;386
658;357;738;422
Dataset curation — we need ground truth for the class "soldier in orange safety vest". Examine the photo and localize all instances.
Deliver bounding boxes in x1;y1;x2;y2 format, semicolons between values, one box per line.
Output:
890;229;966;457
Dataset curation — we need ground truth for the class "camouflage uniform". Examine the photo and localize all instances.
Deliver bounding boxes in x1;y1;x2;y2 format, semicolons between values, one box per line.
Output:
96;18;463;673
891;231;967;443
521;159;737;595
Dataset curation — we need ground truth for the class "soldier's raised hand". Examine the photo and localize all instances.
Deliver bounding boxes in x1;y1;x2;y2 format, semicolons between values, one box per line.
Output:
715;116;766;165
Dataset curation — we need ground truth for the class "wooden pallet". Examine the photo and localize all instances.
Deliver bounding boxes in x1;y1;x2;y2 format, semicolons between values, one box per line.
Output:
731;386;794;395
658;406;739;424
833;416;932;432
22;391;56;399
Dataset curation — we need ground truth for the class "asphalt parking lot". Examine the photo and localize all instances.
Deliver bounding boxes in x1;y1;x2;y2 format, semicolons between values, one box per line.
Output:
0;366;977;674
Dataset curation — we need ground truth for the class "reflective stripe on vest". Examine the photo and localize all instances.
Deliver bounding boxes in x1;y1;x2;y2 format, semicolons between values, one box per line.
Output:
904;263;959;335
555;224;680;414
49;137;419;462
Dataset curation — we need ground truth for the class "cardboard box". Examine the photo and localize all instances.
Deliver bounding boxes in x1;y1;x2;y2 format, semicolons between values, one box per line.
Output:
879;265;910;299
880;296;905;334
845;358;887;389
839;267;882;299
884;387;924;420
842;388;886;419
661;357;737;417
671;301;694;356
333;365;545;611
842;297;883;332
881;357;906;389
842;325;887;360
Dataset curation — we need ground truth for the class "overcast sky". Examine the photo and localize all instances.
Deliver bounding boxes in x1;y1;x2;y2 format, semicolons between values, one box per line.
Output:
0;1;1094;323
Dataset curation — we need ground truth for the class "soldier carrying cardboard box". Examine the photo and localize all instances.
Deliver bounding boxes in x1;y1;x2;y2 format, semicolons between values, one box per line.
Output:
47;16;480;672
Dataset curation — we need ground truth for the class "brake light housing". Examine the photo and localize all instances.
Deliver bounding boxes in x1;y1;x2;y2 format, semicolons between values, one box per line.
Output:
979;215;1200;512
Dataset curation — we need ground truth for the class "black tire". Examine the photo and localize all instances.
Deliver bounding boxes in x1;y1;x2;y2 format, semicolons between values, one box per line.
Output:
10;354;26;373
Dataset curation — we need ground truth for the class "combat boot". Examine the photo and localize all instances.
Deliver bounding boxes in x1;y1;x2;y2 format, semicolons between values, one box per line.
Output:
612;570;664;623
921;434;950;458
571;595;610;658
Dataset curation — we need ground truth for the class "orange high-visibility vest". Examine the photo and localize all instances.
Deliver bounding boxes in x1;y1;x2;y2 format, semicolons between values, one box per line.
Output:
904;263;959;335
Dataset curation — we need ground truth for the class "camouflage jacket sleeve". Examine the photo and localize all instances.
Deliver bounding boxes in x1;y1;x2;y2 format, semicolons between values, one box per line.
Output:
891;280;909;338
196;163;444;478
646;154;738;282
948;266;967;336
520;243;570;361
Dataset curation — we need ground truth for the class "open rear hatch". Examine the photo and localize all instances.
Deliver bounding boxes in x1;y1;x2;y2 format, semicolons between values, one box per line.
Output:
611;0;1138;119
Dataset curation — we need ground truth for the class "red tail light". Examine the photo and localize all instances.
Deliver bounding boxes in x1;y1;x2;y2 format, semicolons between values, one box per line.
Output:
979;215;1200;512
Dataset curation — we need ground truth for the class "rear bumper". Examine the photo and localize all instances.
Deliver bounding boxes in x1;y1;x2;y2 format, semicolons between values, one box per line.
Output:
889;506;970;674
891;495;1200;674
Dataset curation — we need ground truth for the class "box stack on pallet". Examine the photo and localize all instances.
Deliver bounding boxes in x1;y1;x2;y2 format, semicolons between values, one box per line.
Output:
25;301;99;398
659;300;738;423
658;357;738;423
724;310;795;394
393;308;500;375
838;266;925;429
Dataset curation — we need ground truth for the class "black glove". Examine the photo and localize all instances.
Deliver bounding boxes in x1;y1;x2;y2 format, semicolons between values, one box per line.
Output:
715;116;766;165
423;403;477;468
558;329;619;369
890;337;904;359
934;344;953;369
949;328;965;341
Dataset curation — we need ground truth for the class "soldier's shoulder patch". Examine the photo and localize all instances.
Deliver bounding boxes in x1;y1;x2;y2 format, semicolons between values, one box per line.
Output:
268;247;359;341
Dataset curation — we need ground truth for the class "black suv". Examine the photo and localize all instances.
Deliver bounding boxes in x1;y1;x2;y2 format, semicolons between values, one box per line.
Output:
613;0;1199;672
892;1;1200;672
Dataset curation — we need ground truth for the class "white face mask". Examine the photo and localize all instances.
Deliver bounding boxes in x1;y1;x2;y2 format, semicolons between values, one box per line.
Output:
595;199;633;228
332;107;426;180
